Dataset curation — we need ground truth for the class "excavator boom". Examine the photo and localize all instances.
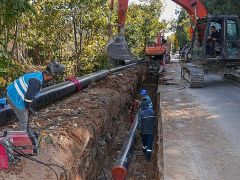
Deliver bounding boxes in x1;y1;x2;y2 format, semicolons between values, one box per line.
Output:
105;0;136;66
172;0;208;23
118;0;129;30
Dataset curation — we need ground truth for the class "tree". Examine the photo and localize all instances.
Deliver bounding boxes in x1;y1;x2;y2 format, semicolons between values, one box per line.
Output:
125;0;165;56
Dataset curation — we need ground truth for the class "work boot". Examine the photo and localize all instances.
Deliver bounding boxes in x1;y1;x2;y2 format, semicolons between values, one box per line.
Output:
145;150;151;162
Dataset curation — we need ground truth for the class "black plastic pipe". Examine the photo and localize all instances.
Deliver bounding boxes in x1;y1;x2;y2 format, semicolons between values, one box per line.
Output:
112;111;139;180
0;62;143;126
33;70;109;109
0;106;16;125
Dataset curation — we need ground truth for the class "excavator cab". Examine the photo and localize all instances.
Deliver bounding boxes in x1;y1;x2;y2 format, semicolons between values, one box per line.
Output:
182;15;240;88
188;15;240;64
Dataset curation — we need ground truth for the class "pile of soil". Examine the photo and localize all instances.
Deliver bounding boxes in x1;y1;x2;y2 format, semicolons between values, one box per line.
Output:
0;65;146;179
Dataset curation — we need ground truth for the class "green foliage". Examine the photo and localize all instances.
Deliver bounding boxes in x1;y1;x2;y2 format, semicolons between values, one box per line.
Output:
205;0;240;16
0;0;166;94
0;51;23;96
176;10;190;50
125;0;165;56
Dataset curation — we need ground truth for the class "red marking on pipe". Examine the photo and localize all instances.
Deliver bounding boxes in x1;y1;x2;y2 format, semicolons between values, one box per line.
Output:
112;165;128;180
66;77;81;92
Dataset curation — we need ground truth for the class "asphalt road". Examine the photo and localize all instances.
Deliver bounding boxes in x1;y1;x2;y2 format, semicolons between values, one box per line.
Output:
160;62;240;180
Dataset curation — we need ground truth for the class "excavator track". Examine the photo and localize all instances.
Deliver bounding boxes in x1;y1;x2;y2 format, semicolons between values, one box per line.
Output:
181;63;204;88
224;66;240;82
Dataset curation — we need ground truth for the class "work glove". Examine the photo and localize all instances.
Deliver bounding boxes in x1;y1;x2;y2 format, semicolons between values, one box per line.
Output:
133;99;141;108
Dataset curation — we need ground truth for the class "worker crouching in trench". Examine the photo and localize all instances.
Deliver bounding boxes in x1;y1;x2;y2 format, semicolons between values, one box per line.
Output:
6;61;65;131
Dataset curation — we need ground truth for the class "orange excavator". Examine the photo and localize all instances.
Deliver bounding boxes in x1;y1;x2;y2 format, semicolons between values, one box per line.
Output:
145;32;167;57
105;0;240;87
145;31;169;75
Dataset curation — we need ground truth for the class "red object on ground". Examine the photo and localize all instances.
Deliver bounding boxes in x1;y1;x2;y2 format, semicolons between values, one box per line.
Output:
0;143;9;169
0;137;13;170
67;76;82;92
112;165;128;180
7;131;37;155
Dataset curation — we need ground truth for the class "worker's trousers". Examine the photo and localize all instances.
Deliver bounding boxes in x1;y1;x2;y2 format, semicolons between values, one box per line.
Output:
7;95;28;131
141;133;154;161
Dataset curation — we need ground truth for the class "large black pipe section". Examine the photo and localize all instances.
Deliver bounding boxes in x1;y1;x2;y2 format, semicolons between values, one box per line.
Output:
112;111;139;180
0;61;143;126
33;70;109;109
0;106;16;125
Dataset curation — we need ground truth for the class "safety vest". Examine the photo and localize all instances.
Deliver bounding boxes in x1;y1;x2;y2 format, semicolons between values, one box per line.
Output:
7;72;43;110
145;95;153;110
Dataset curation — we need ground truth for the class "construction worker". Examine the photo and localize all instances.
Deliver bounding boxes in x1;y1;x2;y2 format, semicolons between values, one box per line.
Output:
134;89;153;113
140;89;153;111
139;97;155;162
6;61;65;130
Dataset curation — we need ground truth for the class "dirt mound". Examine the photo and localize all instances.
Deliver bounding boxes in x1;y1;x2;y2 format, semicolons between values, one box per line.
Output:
0;65;146;179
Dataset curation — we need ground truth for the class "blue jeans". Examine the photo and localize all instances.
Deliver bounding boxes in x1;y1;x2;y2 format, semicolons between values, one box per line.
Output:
7;95;28;130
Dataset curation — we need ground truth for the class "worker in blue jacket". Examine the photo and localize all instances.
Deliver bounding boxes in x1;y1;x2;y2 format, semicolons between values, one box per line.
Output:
138;96;155;162
140;89;153;111
6;61;65;130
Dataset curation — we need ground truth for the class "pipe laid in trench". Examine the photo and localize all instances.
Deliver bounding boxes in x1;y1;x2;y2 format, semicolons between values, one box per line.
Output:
0;61;143;126
112;111;139;180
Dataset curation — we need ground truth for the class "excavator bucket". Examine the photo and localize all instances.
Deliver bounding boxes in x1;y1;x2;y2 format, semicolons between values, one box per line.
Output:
105;32;137;66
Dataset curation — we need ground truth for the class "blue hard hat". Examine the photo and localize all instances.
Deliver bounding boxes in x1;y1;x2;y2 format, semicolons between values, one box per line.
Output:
140;89;147;96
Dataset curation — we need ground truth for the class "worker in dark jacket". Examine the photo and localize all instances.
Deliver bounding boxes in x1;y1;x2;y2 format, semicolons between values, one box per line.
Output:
6;61;65;130
139;97;155;162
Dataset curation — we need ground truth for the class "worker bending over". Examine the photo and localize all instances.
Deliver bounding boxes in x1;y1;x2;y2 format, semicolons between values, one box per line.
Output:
6;61;65;130
139;96;155;162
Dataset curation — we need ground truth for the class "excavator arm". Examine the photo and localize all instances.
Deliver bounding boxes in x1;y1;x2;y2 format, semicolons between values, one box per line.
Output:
172;0;208;23
106;0;208;66
109;0;129;32
110;0;208;28
172;0;208;38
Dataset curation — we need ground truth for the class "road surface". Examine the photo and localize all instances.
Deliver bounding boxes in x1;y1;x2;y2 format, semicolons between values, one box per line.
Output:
160;62;240;180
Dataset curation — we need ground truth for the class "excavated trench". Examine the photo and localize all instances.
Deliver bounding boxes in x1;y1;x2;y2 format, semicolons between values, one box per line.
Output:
0;63;162;180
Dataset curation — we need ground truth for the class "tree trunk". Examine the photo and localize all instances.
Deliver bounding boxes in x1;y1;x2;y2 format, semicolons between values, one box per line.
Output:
72;12;78;57
79;13;83;54
11;19;19;59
